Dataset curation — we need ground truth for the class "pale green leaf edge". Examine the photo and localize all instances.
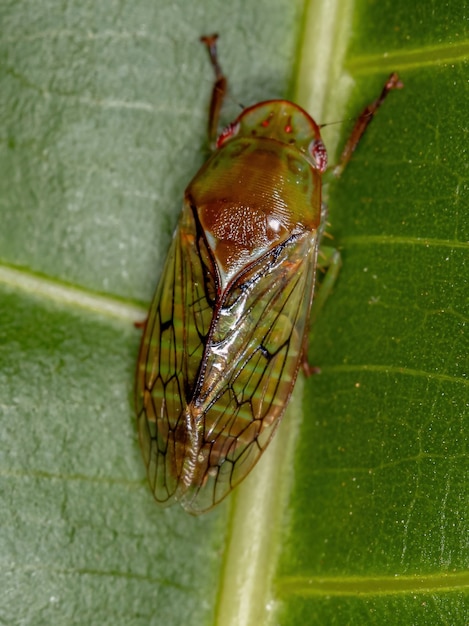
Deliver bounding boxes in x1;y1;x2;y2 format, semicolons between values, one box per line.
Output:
212;2;357;625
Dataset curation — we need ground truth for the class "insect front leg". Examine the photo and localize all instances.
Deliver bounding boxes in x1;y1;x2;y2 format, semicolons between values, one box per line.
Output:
200;34;228;148
301;245;342;377
302;73;403;375
332;73;403;178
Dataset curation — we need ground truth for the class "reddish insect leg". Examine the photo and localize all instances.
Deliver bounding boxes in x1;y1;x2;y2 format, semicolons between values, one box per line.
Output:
333;73;403;178
302;74;403;373
200;34;228;148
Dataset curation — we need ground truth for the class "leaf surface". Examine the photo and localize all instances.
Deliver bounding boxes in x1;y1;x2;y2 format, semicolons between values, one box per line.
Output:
0;1;467;624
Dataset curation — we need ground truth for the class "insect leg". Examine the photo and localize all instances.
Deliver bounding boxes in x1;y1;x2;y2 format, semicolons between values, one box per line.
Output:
333;73;403;178
301;245;342;377
311;246;342;326
200;34;228;148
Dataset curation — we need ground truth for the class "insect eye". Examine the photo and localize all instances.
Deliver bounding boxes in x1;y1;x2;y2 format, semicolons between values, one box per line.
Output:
216;121;240;148
308;139;328;172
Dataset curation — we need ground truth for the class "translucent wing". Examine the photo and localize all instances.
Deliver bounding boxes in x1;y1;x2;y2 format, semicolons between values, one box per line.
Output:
136;200;319;513
135;200;216;505
180;230;319;513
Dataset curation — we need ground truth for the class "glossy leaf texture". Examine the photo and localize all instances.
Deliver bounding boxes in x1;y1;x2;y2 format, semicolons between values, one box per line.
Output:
0;1;467;625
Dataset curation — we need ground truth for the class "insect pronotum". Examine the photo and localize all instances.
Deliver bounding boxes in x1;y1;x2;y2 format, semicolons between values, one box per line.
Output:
135;34;403;514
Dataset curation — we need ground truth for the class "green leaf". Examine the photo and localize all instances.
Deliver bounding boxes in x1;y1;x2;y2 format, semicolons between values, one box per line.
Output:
0;1;467;625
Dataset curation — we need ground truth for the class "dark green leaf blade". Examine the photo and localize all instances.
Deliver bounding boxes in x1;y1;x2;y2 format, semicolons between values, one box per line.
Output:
273;2;469;624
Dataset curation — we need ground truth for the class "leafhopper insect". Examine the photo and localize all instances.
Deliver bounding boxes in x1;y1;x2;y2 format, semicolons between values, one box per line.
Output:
135;35;402;514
